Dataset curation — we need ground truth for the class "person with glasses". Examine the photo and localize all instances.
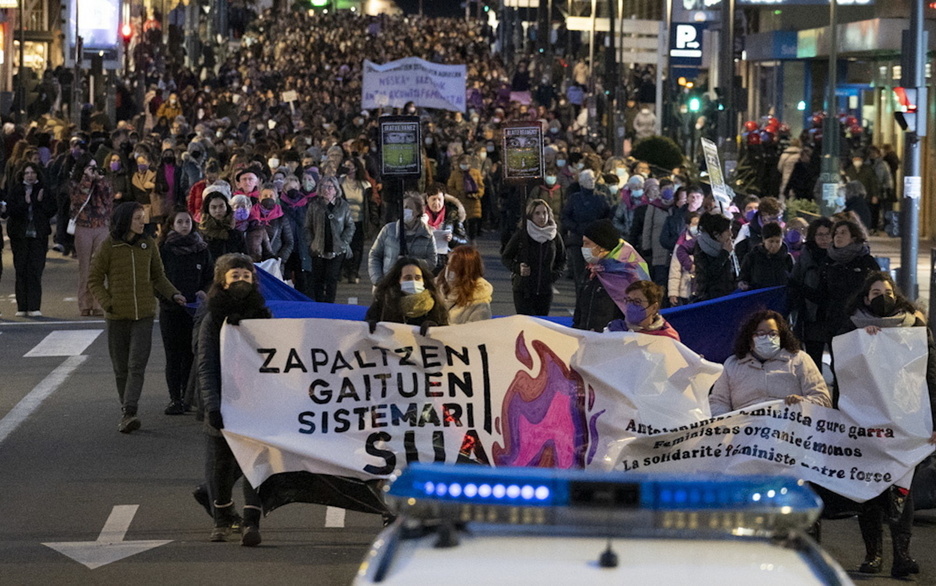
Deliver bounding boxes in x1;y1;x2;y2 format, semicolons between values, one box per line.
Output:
709;309;830;416
605;280;679;340
733;196;783;265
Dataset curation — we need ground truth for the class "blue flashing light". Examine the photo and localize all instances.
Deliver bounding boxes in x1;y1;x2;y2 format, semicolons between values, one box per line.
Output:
389;464;821;515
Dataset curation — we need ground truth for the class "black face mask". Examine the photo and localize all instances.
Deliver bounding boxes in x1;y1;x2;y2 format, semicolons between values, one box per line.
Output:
868;294;897;317
227;281;253;300
260;199;276;210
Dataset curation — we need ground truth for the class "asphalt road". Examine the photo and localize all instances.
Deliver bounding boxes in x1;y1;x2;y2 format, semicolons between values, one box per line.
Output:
0;232;934;585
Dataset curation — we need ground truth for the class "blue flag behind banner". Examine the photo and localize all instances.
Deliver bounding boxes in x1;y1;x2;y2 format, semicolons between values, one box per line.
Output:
256;267;786;364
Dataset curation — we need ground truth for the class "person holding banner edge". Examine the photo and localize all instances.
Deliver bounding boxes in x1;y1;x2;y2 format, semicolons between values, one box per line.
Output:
836;271;936;577
366;257;448;330
198;253;272;546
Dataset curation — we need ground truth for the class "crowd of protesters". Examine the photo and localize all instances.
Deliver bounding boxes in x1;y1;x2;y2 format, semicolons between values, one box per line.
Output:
0;5;930;572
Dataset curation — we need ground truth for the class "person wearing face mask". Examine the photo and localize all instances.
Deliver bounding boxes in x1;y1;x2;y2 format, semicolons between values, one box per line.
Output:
789;217;833;369
639;178;673;288
612;174;644;238
368;193;437;285
256;183;294;264
709;309;830;417
89;202;186;433
532;166;566;233
502;199;566;316
157;210;212;415
693;212;739;301
187;159;222;224
844;151;880;216
366;257;448;327
156;93;183;121
198;253;272;546
340;158;374;284
784;217;808;261
562;170;611;293
3;162;56;317
572;218;649;332
280;173;315;293
733;196;784;264
446;155;485;244
606;280;679;340
737;222;793;291
555;153;575;189
105;153;131;203
200;186;244;251
836;271;936;578
424;184;468;271
305;177;354;302
668;212;701;306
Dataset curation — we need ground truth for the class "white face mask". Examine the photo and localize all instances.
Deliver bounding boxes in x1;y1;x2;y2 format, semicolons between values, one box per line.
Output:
753;335;781;359
268;158;280;169
581;246;598;264
400;280;424;295
688;226;700;237
459;164;470;171
403;208;415;223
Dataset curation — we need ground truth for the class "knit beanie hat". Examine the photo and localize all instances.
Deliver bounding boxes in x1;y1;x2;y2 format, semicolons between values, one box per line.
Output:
203;180;232;200
213;253;255;284
583;219;621;251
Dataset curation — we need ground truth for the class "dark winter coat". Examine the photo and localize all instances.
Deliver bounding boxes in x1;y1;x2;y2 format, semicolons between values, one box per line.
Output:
561;188;611;246
789;242;828;342
814;251;880;340
738;243;793;290
501;228;566;296
572;274;624;332
694;245;737;301
844;196;872;231
4;182;56;239
88;234;180;321
159;238;213;307
204;228;246;260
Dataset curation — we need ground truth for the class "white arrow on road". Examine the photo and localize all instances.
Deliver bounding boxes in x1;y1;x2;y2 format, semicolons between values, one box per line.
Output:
43;505;172;569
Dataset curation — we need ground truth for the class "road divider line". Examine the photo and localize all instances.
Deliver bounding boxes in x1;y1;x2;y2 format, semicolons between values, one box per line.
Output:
324;506;346;528
0;355;87;446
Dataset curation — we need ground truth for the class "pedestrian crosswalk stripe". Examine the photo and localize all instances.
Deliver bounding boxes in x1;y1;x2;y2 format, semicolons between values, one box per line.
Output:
0;355;87;445
24;330;103;357
324;506;346;528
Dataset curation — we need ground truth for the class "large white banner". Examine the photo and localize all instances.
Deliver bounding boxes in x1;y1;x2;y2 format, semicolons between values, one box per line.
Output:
362;57;467;112
221;318;933;503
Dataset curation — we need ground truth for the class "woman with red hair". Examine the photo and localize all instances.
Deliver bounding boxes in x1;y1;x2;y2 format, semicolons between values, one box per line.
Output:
436;245;493;324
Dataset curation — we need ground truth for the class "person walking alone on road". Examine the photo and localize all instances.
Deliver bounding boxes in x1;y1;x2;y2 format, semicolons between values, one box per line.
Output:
158;210;213;415
198;253;272;546
501;198;566;316
2;162;56;316
88;202;185;433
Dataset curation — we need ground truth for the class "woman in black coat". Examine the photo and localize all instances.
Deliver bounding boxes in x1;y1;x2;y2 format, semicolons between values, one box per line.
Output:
158;209;213;415
693;213;738;301
199;190;246;260
2;162;57;316
501;198;566;316
835;271;936;578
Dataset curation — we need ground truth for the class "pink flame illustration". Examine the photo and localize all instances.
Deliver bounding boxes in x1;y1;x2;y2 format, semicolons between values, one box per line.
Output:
492;331;589;468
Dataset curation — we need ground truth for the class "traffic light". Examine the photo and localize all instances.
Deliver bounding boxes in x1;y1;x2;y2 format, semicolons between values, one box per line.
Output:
121;23;132;46
894;87;918;132
688;96;701;113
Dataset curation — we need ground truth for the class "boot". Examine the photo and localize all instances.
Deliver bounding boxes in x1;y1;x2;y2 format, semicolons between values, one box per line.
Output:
891;533;920;578
210;501;242;542
118;407;140;434
857;513;883;573
241;506;262;547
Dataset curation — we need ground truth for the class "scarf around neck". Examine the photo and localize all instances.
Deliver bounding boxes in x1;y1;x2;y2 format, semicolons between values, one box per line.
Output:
399;288;435;318
256;203;284;226
164;230;208;255
827;241;870;265
426;207;446;230
850;307;916;329
200;214;234;239
526;220;557;243
588;241;650;314
696;231;723;257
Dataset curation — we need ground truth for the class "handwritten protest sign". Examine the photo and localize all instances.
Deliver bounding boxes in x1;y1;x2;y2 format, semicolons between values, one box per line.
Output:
362;57;466;112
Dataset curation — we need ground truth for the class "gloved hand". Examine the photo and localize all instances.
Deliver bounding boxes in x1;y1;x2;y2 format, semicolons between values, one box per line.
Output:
368;320;378;334
419;320;437;337
208;410;224;430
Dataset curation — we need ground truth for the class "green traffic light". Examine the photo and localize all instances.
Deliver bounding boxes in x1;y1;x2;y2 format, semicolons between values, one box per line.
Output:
688;97;701;112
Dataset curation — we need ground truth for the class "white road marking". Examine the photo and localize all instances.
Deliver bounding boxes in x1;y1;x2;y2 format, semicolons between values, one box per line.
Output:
63;297;77;302
0;355;87;445
24;330;103;357
348;297;358;305
43;505;172;570
324;506;346;528
0;320;106;327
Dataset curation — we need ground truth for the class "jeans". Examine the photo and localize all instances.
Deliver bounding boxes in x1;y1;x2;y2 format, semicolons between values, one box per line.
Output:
106;317;154;413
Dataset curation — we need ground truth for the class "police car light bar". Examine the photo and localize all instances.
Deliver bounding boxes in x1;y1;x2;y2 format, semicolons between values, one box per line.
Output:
388;464;822;536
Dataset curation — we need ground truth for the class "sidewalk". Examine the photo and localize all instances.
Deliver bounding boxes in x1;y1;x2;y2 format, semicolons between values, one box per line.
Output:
867;235;933;307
